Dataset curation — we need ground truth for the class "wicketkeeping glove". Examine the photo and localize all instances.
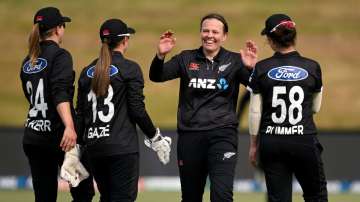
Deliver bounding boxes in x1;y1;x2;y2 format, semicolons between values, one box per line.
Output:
144;128;172;165
60;144;89;187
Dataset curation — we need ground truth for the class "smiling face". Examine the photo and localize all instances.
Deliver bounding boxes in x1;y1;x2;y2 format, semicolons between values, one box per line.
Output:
200;18;227;57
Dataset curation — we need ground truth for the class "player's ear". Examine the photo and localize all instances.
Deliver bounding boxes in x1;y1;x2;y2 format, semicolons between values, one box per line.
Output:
54;26;62;36
266;37;276;50
122;37;130;47
221;32;228;42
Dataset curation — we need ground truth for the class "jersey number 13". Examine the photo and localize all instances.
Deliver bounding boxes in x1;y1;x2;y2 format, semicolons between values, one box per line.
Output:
87;85;114;123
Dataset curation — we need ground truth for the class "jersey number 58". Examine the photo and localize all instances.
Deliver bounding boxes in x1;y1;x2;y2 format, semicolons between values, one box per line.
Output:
272;86;304;125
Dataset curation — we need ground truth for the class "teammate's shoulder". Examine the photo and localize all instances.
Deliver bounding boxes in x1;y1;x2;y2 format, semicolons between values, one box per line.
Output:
119;58;141;71
299;55;320;67
55;47;72;59
124;57;139;66
255;57;274;68
251;57;275;76
113;57;142;78
80;59;97;78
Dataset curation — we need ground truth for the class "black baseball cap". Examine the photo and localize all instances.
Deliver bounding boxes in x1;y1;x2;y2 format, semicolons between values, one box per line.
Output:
99;19;135;43
34;7;71;32
261;14;294;35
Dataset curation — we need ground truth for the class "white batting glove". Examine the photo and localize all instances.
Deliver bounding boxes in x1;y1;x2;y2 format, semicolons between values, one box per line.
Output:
144;128;172;165
60;144;89;187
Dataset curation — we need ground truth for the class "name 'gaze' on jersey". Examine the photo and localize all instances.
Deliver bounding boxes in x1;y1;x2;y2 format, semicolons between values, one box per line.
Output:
76;51;156;157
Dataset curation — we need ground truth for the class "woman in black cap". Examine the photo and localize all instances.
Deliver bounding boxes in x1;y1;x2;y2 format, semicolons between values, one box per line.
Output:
247;14;328;202
149;13;257;202
20;7;94;202
76;18;172;201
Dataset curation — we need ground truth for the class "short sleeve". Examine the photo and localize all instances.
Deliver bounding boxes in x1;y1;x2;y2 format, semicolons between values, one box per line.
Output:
313;63;323;92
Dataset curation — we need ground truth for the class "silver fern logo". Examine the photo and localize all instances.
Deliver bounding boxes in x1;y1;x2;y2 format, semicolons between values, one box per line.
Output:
218;62;231;72
223;152;236;160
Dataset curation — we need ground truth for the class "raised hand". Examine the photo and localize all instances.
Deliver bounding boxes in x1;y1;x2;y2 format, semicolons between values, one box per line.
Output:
157;30;176;59
240;40;258;69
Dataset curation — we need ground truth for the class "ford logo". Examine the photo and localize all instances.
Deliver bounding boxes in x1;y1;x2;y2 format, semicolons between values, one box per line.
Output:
267;66;308;81
86;65;119;78
22;58;48;74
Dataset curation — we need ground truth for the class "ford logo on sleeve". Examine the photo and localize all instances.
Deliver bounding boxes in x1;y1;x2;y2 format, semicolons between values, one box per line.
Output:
22;58;48;74
86;65;119;78
267;66;308;81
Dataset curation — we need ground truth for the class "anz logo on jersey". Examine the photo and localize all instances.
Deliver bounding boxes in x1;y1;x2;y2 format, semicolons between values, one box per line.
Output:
23;58;48;74
268;66;308;81
188;77;229;90
86;65;119;78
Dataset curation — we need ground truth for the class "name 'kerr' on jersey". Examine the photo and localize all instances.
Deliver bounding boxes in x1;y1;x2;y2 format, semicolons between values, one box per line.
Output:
247;51;323;135
20;40;75;145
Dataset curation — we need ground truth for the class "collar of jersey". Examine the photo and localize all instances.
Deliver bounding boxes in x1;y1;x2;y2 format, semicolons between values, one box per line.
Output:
195;46;226;62
40;40;59;47
273;51;300;58
112;51;124;58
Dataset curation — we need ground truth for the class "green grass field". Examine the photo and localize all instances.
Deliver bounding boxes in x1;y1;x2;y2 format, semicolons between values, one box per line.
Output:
0;0;360;129
0;190;359;202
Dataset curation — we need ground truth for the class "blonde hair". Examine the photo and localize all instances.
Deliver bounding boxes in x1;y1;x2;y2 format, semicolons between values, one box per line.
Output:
28;24;41;66
28;25;56;66
91;41;111;97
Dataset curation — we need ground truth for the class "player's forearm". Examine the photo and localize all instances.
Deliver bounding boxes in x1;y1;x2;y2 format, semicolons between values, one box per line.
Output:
149;55;180;82
249;93;262;136
56;102;75;129
149;55;165;82
250;134;258;147
312;91;322;113
134;111;156;139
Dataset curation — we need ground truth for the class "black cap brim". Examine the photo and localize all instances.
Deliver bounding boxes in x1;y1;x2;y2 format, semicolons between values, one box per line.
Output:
128;27;135;34
261;28;266;35
62;16;71;23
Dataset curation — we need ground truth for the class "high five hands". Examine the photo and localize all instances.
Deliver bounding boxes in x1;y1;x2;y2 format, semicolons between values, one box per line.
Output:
157;30;176;59
240;40;258;69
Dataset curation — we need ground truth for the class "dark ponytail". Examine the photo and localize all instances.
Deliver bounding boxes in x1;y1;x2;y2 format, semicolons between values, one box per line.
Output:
92;40;112;97
268;25;297;48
